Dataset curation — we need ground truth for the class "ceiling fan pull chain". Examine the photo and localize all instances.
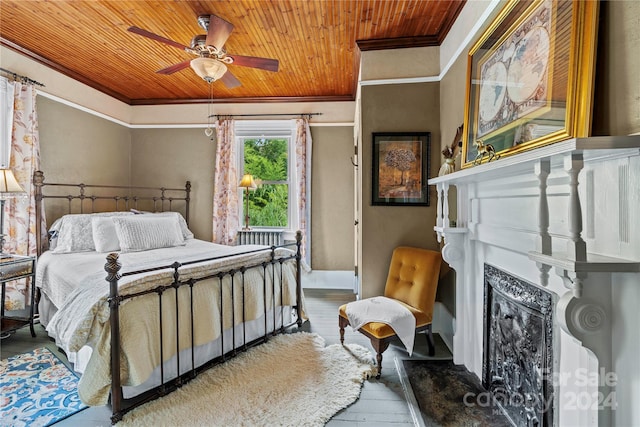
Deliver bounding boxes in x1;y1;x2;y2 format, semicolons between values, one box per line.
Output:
205;82;214;138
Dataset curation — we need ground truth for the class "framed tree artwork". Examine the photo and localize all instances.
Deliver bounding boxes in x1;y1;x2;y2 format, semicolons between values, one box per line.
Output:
372;132;430;206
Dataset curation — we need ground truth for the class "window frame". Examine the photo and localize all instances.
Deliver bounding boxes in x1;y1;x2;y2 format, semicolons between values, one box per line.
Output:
235;121;296;231
0;78;13;168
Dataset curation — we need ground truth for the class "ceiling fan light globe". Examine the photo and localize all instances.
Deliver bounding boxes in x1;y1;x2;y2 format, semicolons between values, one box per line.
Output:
190;57;227;81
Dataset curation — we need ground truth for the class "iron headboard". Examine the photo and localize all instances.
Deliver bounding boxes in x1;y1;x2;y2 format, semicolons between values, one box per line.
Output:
33;170;191;255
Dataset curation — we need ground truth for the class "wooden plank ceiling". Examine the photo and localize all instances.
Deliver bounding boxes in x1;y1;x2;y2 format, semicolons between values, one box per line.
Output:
0;0;464;105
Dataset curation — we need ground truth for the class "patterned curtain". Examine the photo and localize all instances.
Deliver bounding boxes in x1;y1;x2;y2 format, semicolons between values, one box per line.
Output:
212;118;240;244
3;80;43;311
294;118;312;269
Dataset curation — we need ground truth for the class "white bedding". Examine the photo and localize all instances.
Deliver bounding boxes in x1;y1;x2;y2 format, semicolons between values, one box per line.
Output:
38;239;269;317
36;239;303;405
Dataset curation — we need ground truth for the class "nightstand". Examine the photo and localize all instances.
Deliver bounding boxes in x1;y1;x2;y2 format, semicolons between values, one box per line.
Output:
1;254;37;337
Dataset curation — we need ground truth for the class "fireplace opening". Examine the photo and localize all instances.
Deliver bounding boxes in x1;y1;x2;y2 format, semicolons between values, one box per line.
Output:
483;264;554;427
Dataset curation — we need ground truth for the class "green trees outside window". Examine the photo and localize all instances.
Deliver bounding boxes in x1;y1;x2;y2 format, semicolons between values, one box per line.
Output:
243;138;289;227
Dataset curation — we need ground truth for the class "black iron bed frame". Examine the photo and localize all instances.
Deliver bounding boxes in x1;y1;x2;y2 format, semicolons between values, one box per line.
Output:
33;171;304;423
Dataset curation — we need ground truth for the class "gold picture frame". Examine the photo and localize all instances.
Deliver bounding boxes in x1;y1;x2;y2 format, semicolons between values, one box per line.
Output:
461;0;599;168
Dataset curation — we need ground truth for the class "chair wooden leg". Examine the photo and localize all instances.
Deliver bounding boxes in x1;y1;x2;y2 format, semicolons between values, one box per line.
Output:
370;338;389;379
339;316;349;345
426;324;435;357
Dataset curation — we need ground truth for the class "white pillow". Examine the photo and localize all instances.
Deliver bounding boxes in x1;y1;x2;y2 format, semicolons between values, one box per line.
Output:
113;215;185;253
92;217;120;253
53;214;97;253
52;212;133;253
48;217;64;250
131;211;194;240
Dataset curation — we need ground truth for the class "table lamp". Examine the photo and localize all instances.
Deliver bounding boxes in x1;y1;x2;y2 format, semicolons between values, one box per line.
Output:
238;174;257;230
0;168;26;254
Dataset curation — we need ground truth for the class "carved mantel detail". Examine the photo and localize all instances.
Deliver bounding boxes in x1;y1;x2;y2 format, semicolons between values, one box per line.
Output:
557;289;607;335
428;136;640;427
440;228;467;271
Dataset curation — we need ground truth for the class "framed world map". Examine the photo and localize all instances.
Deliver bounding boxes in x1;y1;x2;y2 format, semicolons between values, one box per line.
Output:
477;22;551;138
462;0;600;168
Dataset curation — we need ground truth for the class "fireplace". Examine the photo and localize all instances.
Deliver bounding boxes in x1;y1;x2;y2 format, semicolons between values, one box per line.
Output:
483;264;554;427
429;137;640;426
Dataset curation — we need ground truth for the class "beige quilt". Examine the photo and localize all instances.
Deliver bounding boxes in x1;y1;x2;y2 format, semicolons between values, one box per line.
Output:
38;240;302;405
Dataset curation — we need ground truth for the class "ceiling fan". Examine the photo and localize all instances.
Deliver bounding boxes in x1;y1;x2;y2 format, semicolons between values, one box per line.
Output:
128;14;279;88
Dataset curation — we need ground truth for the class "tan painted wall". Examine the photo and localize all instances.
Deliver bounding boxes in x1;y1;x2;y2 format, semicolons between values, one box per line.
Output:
437;51;468;224
38;97;131;184
311;126;354;270
37;97;354;268
360;46;439;80
360;82;441;298
130;128;215;241
129;126;355;270
592;0;640;136
37;96;131;223
439;55;467;171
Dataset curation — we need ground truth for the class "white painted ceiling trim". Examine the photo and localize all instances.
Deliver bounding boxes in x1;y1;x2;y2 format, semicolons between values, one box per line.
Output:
359;76;440;86
359;0;501;88
38;90;130;127
439;0;503;79
38;90;353;128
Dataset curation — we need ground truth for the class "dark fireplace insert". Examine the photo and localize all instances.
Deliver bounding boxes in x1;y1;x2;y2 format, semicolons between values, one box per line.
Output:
483;264;554;427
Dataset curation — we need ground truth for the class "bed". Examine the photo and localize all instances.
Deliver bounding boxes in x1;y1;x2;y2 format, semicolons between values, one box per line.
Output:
33;171;305;423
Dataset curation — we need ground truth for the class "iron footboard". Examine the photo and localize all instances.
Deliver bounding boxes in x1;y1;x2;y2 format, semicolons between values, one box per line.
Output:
106;232;304;424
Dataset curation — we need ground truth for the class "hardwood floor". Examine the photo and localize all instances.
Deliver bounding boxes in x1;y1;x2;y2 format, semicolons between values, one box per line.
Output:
1;288;451;426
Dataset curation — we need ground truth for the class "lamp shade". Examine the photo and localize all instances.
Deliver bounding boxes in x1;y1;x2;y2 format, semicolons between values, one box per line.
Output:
0;168;25;198
190;57;228;82
239;174;257;189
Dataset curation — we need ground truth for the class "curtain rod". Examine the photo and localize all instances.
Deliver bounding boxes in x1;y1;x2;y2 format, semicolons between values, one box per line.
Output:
0;68;45;87
212;113;322;119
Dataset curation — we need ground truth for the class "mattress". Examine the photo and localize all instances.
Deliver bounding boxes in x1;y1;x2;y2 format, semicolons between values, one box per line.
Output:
35;239;302;405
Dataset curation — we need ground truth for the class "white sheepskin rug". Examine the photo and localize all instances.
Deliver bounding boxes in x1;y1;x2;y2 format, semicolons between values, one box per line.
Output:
118;332;375;426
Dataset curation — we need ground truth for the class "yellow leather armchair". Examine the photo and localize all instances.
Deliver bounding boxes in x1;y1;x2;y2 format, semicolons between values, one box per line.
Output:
339;246;447;378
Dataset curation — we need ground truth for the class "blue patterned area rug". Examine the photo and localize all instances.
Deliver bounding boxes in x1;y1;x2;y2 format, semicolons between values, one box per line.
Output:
0;347;87;427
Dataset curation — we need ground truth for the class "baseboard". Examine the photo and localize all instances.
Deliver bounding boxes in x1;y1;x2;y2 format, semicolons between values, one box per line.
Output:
302;270;355;290
432;302;454;354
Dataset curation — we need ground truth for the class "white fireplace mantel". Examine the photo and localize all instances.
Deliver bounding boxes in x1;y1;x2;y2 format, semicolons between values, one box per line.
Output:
428;136;640;427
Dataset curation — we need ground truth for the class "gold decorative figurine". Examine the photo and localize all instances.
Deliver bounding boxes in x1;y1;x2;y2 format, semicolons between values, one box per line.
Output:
438;124;464;176
473;139;500;165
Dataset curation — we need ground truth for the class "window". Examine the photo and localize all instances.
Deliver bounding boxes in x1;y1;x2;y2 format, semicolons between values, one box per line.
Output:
243;138;289;227
236;121;294;229
0;78;13;168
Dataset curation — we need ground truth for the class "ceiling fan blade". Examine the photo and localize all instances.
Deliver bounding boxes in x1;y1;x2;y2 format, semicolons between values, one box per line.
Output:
229;55;279;72
128;26;190;51
220;70;242;89
206;15;234;51
156;60;192;75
